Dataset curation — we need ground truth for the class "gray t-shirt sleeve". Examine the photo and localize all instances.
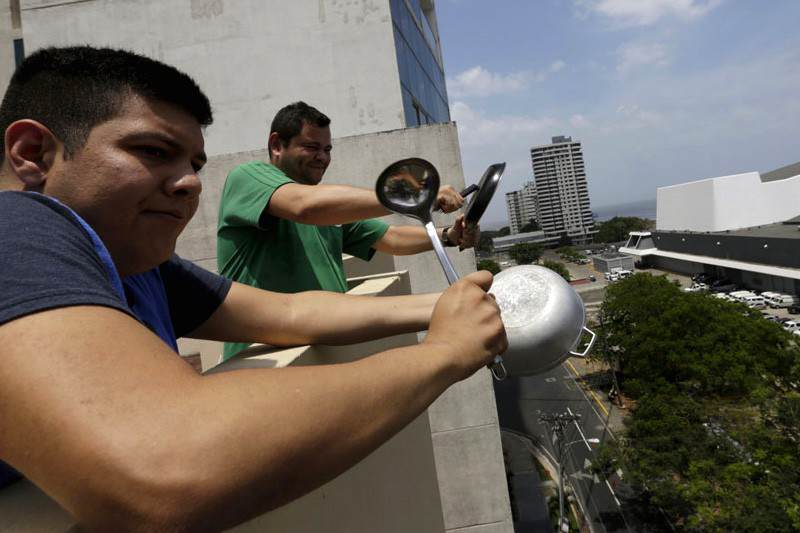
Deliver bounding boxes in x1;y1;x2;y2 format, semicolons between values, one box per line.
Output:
0;192;131;326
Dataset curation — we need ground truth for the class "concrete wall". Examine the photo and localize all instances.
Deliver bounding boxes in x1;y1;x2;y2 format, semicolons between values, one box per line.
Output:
0;1;19;92
657;171;800;232
20;0;406;157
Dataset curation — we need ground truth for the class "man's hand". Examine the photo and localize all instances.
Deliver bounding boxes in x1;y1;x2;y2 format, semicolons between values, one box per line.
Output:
436;185;464;213
446;214;481;250
423;270;507;381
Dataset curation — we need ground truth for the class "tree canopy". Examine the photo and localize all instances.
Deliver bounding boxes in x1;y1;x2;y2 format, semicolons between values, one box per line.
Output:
593;273;800;531
477;259;501;275
594;216;652;243
542;260;570;281
509;243;543;265
519;219;541;233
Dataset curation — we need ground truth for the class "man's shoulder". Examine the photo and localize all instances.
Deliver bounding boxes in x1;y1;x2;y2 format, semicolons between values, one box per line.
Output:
0;191;84;234
230;160;289;180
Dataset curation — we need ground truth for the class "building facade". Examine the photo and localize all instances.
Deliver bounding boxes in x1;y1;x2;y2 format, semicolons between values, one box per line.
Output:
0;0;23;91
17;0;449;157
531;135;594;244
505;181;538;234
621;162;800;295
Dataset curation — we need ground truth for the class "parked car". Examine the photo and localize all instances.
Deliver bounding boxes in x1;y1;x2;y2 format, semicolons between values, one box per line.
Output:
788;304;800;315
767;293;800;308
742;295;767;309
729;290;756;302
783;320;800;332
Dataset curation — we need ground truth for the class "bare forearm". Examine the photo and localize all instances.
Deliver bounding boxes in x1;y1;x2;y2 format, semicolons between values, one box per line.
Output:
285;184;390;225
192;343;457;525
287;290;439;344
191;283;438;347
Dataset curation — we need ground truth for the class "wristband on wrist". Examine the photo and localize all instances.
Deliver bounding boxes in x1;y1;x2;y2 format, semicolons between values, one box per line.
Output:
441;226;456;247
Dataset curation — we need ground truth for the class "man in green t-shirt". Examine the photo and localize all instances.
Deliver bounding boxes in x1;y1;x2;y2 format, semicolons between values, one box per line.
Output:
218;102;479;359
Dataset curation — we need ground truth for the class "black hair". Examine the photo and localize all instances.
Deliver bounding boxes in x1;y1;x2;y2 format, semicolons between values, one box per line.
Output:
0;46;213;164
269;101;330;157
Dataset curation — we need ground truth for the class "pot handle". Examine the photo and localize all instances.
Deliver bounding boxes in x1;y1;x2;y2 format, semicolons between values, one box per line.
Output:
569;327;597;358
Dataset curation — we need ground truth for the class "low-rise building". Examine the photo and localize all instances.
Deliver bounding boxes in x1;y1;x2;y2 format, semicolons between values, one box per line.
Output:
621;163;800;295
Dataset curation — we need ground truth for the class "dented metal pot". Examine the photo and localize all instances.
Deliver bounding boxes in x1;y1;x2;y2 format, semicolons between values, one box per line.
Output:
489;265;596;377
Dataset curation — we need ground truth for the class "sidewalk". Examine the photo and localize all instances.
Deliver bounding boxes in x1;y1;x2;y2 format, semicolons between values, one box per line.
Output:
563;356;628;435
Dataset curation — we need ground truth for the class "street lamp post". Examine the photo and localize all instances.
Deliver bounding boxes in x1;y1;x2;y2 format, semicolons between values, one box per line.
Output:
540;412;600;532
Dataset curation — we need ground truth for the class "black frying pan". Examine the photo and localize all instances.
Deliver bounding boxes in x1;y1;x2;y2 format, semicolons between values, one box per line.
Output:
462;163;505;227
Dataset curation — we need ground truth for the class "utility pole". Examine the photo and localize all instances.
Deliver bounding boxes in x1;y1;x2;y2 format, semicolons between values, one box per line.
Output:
540;411;582;532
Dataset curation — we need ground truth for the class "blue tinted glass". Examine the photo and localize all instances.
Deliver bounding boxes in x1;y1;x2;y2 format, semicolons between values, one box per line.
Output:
390;0;450;126
13;39;24;68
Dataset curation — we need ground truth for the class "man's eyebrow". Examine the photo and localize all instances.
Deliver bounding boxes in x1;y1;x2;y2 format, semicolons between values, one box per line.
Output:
123;131;206;164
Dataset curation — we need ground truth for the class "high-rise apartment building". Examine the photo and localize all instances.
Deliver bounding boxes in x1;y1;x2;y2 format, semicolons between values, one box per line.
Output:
531;135;595;244
505;181;539;234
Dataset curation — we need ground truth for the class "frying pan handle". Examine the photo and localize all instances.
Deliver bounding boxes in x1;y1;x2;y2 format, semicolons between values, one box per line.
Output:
569;327;597;357
433;183;479;212
460;184;479;197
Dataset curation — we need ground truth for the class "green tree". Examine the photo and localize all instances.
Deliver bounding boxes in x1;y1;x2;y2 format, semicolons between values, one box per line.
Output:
556;245;585;262
542;259;570;281
509;242;542;265
519;219;540;232
476;259;500;275
498;226;511;237
593;273;800;530
594;216;652;243
475;232;495;253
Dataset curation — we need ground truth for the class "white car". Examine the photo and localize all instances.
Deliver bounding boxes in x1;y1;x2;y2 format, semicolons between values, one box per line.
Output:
743;295;766;309
783;320;800;332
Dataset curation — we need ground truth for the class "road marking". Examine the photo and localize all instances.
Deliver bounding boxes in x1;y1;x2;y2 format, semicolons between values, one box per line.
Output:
566;360;610;417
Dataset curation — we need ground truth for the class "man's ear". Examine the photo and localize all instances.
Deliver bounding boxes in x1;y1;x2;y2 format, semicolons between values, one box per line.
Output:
4;120;61;190
267;132;283;163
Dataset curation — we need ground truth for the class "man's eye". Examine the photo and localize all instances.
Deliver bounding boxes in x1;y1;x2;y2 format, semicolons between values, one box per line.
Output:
140;146;168;159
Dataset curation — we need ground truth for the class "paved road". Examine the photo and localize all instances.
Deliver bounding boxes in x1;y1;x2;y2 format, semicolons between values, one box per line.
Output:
494;361;632;532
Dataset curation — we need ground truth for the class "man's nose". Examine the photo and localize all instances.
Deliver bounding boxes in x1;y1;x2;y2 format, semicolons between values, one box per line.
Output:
165;166;202;200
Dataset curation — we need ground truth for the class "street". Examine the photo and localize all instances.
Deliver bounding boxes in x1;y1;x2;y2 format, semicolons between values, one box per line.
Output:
494;360;632;532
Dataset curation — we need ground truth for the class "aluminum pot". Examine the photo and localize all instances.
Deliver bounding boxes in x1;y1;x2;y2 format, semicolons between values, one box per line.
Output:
489;265;596;377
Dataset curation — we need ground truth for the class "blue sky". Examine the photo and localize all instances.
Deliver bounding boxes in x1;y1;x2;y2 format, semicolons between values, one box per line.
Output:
436;0;800;228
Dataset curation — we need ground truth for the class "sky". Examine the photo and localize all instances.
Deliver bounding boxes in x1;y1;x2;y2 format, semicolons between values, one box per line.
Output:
435;0;800;228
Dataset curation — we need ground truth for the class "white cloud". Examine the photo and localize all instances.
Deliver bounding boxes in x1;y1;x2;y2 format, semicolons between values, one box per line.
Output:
579;0;722;27
616;41;669;73
447;66;527;98
447;62;567;98
451;101;557;146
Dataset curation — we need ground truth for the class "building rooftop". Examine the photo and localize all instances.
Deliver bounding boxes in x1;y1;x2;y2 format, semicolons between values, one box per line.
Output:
761;161;800;183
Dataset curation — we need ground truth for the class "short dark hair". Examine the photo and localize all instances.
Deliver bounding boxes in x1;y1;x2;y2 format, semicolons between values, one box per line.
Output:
0;46;213;164
269;101;330;156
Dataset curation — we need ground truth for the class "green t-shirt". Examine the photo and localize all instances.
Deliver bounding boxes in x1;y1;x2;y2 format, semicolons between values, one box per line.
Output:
217;161;390;360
